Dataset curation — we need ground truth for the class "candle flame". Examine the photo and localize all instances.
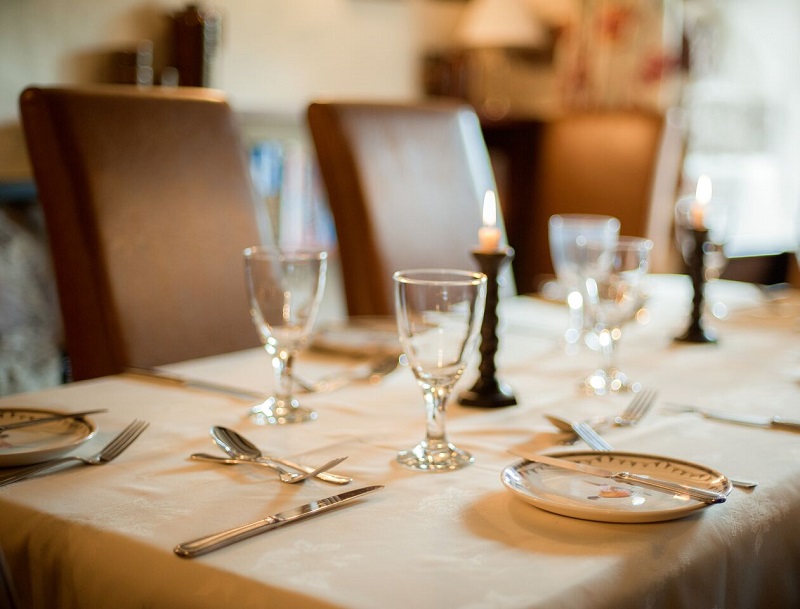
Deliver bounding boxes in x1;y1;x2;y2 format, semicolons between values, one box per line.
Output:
696;175;712;204
482;191;497;227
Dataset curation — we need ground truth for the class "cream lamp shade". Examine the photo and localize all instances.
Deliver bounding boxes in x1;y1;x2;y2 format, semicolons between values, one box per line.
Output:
455;0;549;49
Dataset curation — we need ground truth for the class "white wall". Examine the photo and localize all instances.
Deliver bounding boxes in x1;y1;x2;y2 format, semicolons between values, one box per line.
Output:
0;0;471;178
0;0;467;124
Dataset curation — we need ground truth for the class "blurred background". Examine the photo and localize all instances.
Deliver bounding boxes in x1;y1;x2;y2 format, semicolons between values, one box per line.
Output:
1;0;799;394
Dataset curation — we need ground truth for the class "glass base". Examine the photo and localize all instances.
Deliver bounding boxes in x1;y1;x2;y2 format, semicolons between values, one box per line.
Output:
397;440;474;472
582;368;642;396
250;398;317;425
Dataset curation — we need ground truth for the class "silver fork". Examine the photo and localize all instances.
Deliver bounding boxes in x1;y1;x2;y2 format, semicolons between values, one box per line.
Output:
547;390;658;446
571;420;614;451
189;453;348;484
611;388;658;426
0;419;149;487
573;413;758;489
292;354;400;394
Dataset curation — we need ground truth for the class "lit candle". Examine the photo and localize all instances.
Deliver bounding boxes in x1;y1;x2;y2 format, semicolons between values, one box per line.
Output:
691;175;712;229
478;190;501;252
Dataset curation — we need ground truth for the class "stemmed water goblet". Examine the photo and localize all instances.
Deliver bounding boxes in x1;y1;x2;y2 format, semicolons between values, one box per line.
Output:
579;236;652;395
548;214;620;352
394;269;487;471
243;246;327;425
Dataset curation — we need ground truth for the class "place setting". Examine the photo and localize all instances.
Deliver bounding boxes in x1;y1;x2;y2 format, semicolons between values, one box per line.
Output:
0;407;106;467
499;450;733;524
187;425;352;485
498;389;739;523
126;244;403;422
0;411;149;487
176;427;387;559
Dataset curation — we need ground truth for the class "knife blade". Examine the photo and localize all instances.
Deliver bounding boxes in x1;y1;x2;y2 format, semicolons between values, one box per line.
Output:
0;409;108;432
667;403;800;431
125;367;269;402
512;451;728;505
174;485;384;558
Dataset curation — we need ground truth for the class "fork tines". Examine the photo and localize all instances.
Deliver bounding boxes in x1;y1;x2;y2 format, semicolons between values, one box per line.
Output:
100;419;150;461
617;388;658;425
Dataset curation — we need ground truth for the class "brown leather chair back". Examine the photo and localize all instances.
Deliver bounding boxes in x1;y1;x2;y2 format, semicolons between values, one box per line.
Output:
19;85;263;381
516;110;683;289
307;100;514;316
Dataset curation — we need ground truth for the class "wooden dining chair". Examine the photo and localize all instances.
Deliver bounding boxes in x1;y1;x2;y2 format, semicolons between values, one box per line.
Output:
19;85;264;381
307;99;514;316
512;109;685;291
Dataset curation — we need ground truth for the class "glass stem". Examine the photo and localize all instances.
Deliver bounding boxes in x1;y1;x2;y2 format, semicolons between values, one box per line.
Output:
271;348;295;402
599;328;617;373
422;384;451;448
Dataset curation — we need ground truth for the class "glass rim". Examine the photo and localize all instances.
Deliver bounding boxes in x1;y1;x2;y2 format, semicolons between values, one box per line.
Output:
243;245;328;261
616;236;654;250
392;268;486;287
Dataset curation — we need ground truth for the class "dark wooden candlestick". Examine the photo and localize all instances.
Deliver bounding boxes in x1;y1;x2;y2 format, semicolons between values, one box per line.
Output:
458;248;517;408
675;228;717;344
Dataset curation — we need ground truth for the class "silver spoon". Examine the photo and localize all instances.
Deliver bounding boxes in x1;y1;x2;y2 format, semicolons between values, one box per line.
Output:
211;426;351;484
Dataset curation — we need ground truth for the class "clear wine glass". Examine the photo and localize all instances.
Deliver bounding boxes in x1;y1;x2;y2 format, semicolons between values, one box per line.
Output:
548;214;621;352
243;246;327;424
393;269;487;472
579;236;652;395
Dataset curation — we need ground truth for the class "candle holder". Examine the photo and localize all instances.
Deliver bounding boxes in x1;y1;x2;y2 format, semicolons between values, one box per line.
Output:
675;228;717;344
458;247;517;408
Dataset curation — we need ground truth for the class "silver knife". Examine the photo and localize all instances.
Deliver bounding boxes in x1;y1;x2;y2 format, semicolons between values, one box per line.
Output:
667;403;800;431
174;485;384;558
125;368;269;401
512;451;728;505
0;409;108;432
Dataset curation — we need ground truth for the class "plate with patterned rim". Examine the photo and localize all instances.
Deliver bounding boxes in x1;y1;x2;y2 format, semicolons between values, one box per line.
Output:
501;451;732;523
0;408;98;467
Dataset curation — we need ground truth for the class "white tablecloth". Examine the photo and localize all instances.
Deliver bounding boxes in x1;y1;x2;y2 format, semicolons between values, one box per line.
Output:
1;275;799;609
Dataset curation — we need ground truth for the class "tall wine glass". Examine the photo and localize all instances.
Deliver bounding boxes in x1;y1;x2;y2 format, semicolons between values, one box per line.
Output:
579;237;652;395
394;269;487;472
548;214;621;352
244;246;327;424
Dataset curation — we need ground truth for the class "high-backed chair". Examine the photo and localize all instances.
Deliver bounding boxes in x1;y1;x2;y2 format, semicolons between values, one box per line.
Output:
19;85;263;381
307;99;514;316
512;110;684;291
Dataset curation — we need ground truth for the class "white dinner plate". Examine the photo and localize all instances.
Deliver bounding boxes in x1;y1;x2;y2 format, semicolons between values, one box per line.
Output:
0;408;98;467
311;316;400;357
501;451;732;523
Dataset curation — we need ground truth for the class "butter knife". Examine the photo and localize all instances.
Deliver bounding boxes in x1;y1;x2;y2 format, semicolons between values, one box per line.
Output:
174;485;384;558
0;409;108;432
513;452;729;505
125;367;269;401
667;403;800;431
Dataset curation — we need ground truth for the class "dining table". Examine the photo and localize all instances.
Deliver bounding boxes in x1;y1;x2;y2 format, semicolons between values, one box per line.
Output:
1;274;799;609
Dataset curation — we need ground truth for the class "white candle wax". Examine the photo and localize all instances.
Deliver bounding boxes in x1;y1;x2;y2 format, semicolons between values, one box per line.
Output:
478;191;501;252
690;175;712;229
